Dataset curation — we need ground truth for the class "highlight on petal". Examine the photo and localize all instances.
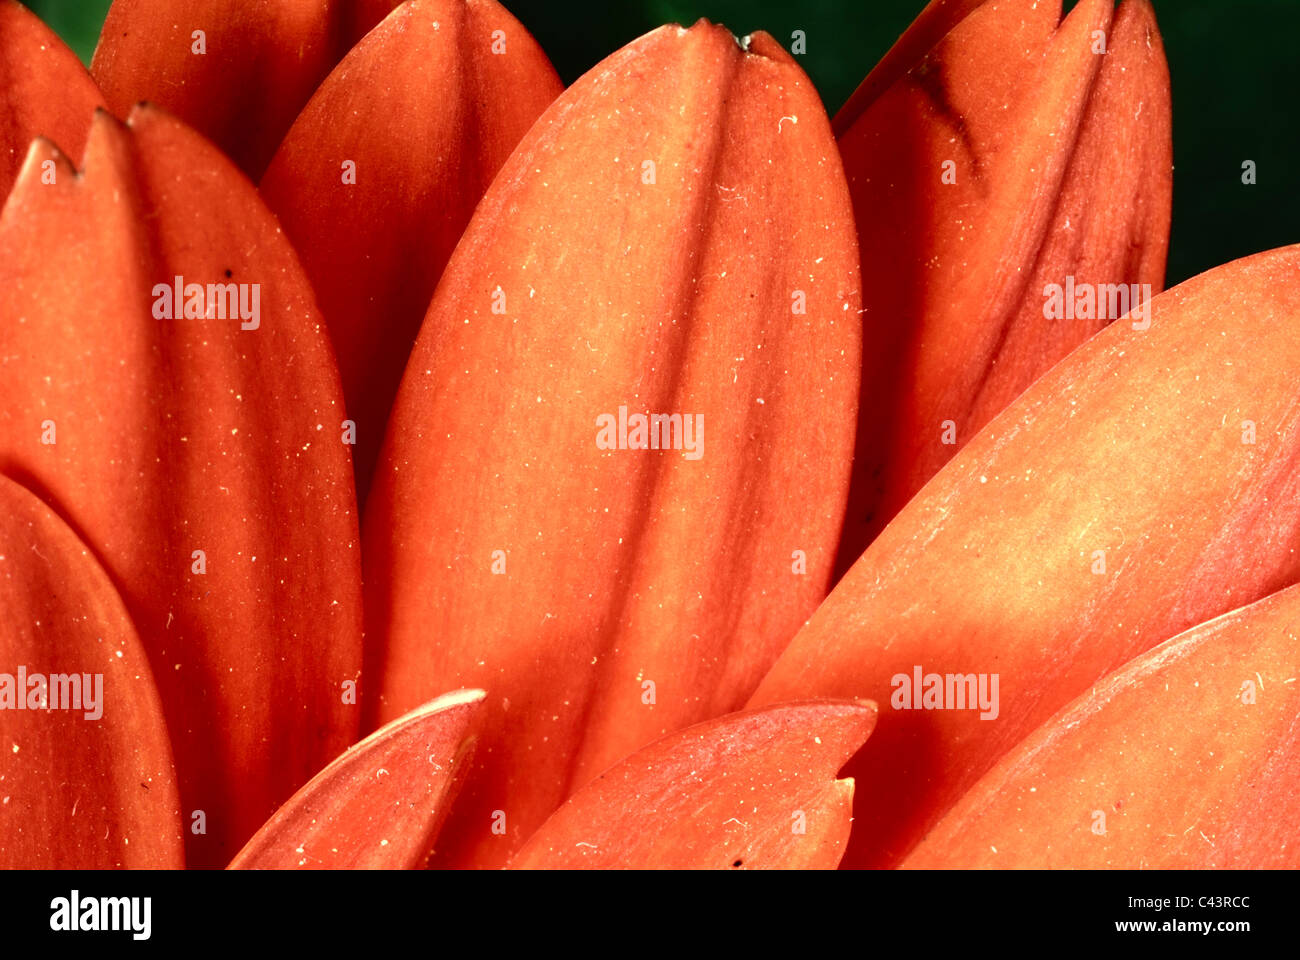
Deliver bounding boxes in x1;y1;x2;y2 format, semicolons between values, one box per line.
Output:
0;474;183;869
260;0;563;503
0;107;363;868
750;244;1300;867
835;0;1172;567
363;20;861;869
0;0;105;197
905;584;1300;868
230;689;484;870
509;700;875;870
90;0;403;178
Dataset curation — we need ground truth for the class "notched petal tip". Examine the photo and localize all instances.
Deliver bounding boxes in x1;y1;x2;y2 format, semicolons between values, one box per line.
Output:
88;102;130;139
667;20;796;66
740;31;797;65
126;100;156;121
123;99;168;129
509;700;875;870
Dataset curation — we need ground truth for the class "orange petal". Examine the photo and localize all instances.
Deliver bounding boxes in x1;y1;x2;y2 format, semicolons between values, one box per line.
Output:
0;475;183;868
0;0;104;197
509;701;875;870
0;107;363;868
905;584;1300;868
363;21;861;868
260;0;562;504
230;689;483;869
750;245;1300;867
90;0;403;178
832;0;990;133
962;0;1172;434
835;0;1172;566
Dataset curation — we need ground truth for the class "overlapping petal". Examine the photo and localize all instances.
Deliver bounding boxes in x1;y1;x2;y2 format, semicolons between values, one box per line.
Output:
230;690;483;869
510;700;875;870
751;244;1300;867
363;20;862;867
905;585;1300;868
0;106;363;867
260;0;563;502
0;474;183;869
832;0;985;120
835;0;1172;565
0;0;104;197
3;0;1286;877
90;0;403;178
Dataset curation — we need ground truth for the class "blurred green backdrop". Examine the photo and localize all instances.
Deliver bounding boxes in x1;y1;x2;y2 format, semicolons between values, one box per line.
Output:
24;0;1299;286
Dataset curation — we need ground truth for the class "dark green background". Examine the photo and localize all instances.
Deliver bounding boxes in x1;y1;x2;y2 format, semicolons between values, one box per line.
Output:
26;0;1298;286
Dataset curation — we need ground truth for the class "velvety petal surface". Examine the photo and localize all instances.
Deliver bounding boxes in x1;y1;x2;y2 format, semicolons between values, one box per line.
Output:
510;700;875;870
0;107;363;868
0;0;104;197
0;474;183;869
905;585;1300;868
230;689;483;869
751;245;1300;867
90;0;403;178
364;21;862;868
835;0;1172;567
260;0;562;503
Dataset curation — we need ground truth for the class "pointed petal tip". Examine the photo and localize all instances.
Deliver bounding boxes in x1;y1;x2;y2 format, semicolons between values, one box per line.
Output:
6;137;80;210
392;687;487;723
0;0;105;190
16;136;71;175
229;686;483;870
